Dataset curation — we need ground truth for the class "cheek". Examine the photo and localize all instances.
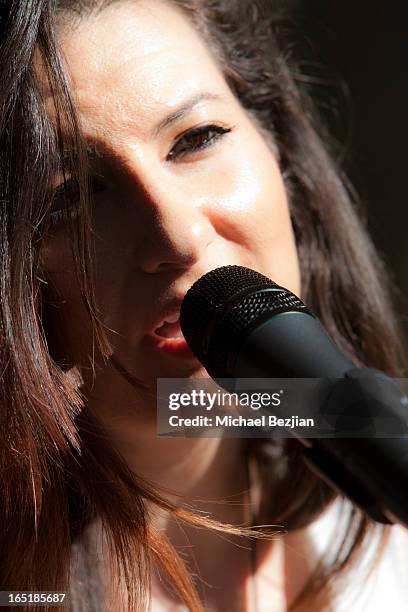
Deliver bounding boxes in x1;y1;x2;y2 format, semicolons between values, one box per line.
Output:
202;145;301;295
251;159;301;295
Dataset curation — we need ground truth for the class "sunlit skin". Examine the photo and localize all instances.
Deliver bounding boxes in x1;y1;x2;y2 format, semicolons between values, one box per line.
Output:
36;1;315;609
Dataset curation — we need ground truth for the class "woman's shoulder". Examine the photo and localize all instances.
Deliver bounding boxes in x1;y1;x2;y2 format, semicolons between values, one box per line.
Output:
308;497;408;611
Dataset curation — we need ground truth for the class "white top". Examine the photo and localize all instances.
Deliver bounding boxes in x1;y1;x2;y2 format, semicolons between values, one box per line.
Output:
309;499;408;610
69;498;408;611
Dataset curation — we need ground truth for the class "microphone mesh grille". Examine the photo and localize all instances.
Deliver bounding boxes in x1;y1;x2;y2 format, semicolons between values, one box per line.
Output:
180;265;309;376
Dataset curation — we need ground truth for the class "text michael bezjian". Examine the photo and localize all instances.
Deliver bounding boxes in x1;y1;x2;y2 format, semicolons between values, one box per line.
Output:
217;414;315;428
168;414;315;428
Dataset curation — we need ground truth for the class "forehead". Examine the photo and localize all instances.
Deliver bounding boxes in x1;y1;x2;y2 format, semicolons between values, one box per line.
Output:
37;1;230;139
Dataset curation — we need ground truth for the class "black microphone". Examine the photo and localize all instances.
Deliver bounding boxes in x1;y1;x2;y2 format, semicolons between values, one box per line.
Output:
180;265;408;528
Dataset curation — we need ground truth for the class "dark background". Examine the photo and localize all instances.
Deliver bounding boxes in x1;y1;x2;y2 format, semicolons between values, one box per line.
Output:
282;1;408;353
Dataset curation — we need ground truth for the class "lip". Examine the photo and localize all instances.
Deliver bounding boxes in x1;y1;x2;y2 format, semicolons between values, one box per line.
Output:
144;329;198;360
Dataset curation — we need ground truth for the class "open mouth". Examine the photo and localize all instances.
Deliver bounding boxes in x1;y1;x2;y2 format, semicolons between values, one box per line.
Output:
153;313;184;339
146;310;197;360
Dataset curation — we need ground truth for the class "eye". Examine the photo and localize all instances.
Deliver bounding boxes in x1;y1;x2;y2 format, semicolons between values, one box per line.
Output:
49;176;106;224
166;124;232;161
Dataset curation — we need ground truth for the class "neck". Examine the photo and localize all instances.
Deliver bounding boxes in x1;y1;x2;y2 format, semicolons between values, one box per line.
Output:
92;412;255;607
127;431;256;610
82;357;252;524
123;433;250;527
80;357;262;607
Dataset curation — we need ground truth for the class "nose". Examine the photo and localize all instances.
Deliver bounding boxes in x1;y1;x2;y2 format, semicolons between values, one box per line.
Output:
132;174;216;274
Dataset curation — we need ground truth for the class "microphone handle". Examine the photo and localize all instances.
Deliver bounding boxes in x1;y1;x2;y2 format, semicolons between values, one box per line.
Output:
233;311;353;378
233;312;408;528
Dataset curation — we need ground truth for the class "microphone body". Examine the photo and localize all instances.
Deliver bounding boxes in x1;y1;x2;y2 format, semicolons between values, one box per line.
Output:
180;265;408;528
234;311;353;378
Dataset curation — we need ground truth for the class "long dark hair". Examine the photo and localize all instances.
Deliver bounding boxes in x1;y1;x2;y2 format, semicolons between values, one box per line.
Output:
0;1;405;610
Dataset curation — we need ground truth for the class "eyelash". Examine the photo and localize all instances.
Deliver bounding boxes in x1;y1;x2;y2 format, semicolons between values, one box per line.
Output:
166;123;232;161
49;177;104;224
49;123;232;223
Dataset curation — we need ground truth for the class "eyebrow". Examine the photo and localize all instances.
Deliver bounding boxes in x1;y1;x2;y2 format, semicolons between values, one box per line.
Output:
55;142;101;171
150;92;225;138
55;91;226;169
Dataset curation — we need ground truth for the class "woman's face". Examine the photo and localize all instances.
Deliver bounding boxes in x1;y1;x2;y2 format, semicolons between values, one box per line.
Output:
39;0;301;400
